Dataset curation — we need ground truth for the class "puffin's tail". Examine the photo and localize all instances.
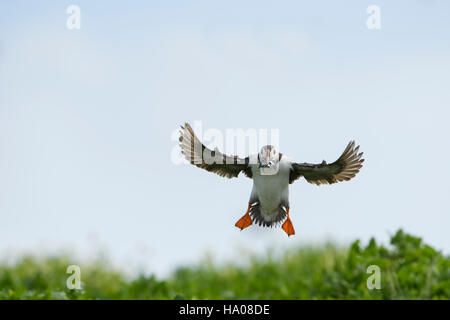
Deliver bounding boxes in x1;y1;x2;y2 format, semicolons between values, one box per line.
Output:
249;204;287;227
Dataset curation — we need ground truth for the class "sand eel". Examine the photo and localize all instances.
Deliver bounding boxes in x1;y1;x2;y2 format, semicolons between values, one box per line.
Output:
179;123;364;237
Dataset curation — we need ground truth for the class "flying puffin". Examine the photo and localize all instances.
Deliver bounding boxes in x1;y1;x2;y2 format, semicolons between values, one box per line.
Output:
179;123;364;236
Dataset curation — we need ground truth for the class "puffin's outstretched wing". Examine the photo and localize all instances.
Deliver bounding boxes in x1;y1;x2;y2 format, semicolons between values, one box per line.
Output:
289;141;364;185
179;123;252;179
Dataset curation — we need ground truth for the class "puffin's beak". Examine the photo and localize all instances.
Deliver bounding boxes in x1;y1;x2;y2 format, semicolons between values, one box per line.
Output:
259;150;273;168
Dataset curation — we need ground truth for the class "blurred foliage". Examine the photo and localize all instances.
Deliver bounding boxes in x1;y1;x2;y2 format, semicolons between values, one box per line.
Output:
0;230;449;299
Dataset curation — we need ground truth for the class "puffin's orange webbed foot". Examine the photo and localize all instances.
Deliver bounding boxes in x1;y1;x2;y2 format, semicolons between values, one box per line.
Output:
282;208;295;236
235;204;253;230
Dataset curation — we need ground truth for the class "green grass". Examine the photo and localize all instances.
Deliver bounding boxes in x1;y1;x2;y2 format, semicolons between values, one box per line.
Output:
0;229;449;299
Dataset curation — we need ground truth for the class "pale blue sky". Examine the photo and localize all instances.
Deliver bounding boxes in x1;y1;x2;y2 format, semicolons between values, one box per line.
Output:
1;1;450;276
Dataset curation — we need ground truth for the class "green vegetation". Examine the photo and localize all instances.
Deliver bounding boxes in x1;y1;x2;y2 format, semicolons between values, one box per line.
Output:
0;230;449;299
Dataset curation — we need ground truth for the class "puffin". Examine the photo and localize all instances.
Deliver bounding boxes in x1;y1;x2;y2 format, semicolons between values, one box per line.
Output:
179;123;364;236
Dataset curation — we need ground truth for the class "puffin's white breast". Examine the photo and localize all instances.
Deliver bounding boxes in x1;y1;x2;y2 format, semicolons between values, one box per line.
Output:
251;160;291;217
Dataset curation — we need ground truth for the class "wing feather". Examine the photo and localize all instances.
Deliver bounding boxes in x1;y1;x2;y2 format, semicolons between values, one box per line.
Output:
179;123;252;179
289;141;364;185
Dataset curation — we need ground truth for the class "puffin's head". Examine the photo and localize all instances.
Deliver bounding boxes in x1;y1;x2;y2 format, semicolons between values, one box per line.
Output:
258;145;279;168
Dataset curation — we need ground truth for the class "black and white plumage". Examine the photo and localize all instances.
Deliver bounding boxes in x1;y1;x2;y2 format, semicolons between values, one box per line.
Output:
179;123;364;236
